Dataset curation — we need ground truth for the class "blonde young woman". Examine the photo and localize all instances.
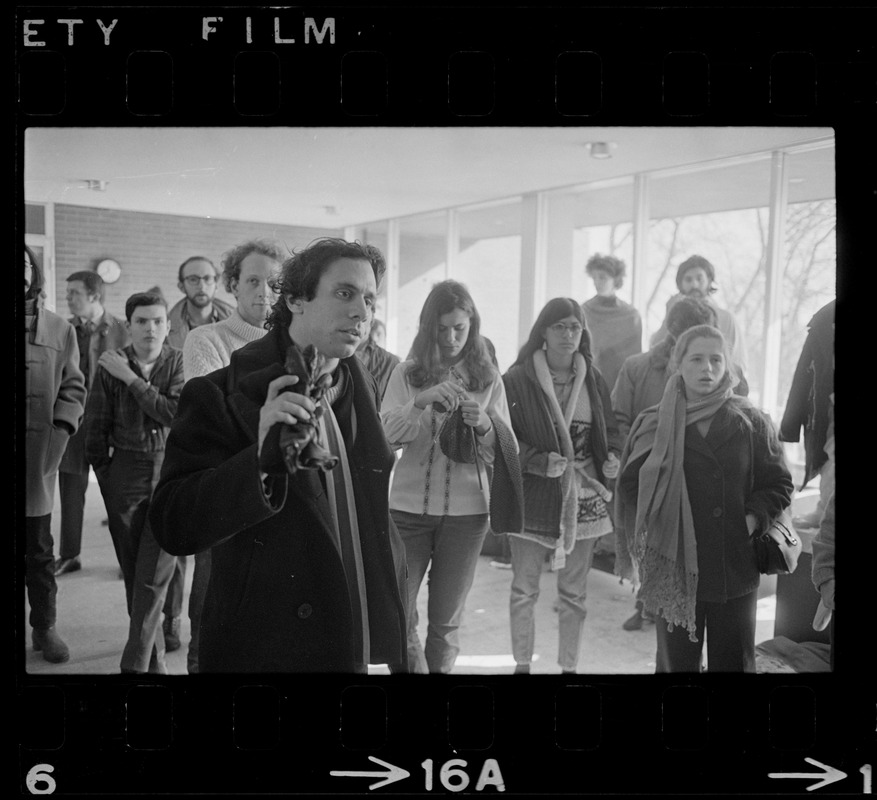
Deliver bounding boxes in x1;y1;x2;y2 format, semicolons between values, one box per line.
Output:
615;325;793;672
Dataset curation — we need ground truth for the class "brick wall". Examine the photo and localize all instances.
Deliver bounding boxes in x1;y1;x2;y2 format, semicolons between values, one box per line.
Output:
53;204;341;318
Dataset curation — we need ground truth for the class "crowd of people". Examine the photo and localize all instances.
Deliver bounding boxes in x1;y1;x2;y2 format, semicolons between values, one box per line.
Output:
22;238;835;674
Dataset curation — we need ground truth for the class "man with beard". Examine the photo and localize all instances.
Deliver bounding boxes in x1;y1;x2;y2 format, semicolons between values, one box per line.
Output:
162;255;234;651
649;255;748;373
149;238;408;673
167;256;234;349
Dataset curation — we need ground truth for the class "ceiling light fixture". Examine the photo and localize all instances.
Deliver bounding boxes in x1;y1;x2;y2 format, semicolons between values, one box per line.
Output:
84;179;108;191
587;142;614;159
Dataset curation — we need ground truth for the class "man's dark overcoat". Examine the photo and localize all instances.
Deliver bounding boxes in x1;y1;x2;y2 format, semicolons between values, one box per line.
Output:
150;326;408;672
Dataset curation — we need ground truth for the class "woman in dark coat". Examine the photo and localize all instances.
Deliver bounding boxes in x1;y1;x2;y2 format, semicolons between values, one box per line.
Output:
501;297;623;674
615;325;793;672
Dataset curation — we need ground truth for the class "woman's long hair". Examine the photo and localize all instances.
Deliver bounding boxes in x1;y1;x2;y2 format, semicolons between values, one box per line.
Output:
24;245;45;302
512;297;593;370
405;280;496;392
671;324;784;458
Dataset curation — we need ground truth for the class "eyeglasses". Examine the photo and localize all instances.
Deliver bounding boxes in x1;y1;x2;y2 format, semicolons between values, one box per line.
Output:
183;275;216;286
549;322;583;337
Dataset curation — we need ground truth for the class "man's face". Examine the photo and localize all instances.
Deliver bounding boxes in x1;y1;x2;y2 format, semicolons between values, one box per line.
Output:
679;267;710;298
179;259;217;308
127;304;169;353
591;269;616;298
66;280;100;318
288;257;376;360
232;252;280;328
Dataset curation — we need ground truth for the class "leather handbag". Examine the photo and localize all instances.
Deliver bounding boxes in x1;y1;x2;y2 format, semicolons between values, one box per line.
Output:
751;507;802;575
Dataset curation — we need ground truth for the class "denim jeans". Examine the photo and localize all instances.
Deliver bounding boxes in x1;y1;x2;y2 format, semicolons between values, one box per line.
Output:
119;500;175;674
391;510;489;674
97;449;164;615
509;535;597;671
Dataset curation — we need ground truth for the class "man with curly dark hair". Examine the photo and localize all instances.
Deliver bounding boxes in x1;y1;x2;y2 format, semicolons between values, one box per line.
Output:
581;253;643;394
150;238;408;673
180;237;285;672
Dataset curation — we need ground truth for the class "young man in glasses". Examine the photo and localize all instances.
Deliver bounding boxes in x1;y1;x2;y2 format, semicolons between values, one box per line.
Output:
167;256;234;351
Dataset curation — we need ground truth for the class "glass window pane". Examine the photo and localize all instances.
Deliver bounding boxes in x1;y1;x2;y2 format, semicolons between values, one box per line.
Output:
454;202;522;372
25;203;46;235
646;162;772;406
571;182;635;306
397;213;448;361
777;147;836;481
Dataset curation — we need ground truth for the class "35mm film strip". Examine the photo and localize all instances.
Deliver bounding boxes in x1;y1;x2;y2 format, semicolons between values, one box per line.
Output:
15;4;874;796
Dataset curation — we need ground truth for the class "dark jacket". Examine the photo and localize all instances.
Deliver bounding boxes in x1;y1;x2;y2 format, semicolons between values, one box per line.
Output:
85;343;184;473
149;326;408;673
779;299;834;488
59;309;130;474
502;357;622;538
354;340;400;405
619;403;793;603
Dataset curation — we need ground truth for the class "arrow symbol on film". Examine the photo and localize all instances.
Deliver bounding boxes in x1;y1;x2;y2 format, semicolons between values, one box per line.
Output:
330;755;410;790
769;757;847;791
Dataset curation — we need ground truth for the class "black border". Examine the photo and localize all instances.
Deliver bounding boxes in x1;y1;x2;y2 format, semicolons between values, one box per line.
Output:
15;4;875;796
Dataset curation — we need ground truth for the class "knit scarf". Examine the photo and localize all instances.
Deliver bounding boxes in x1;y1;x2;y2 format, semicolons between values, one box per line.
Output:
614;371;735;641
532;349;612;569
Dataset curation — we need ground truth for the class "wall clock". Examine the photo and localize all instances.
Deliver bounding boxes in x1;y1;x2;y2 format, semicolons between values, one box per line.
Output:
96;258;122;284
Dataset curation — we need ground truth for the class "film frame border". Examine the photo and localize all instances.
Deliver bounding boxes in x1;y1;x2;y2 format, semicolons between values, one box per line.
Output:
15;4;874;796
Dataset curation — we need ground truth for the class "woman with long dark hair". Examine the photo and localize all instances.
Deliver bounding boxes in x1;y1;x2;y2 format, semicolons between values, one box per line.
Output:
381;280;513;673
615;325;793;672
501;297;623;674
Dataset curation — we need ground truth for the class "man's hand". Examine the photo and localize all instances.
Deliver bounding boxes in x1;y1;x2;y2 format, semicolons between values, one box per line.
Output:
258;375;315;458
99;351;138;385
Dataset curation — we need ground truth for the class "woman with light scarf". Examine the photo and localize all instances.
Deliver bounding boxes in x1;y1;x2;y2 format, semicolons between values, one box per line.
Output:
501;298;623;674
615;325;793;672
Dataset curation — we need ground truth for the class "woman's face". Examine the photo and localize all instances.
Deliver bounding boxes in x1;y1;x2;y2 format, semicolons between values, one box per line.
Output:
437;307;471;363
543;314;583;360
679;335;727;397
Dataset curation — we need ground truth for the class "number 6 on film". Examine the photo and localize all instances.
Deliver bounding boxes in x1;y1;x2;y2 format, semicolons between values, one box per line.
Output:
26;764;56;795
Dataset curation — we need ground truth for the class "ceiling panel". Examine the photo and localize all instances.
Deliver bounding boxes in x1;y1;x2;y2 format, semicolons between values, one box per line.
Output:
23;126;834;229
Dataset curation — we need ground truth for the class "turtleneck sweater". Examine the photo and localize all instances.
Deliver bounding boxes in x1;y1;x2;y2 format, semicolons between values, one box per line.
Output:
182;309;268;381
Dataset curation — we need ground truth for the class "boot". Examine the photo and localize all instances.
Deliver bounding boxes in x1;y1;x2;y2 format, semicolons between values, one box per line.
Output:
163;616;181;652
622;608;644;631
33;627;70;663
